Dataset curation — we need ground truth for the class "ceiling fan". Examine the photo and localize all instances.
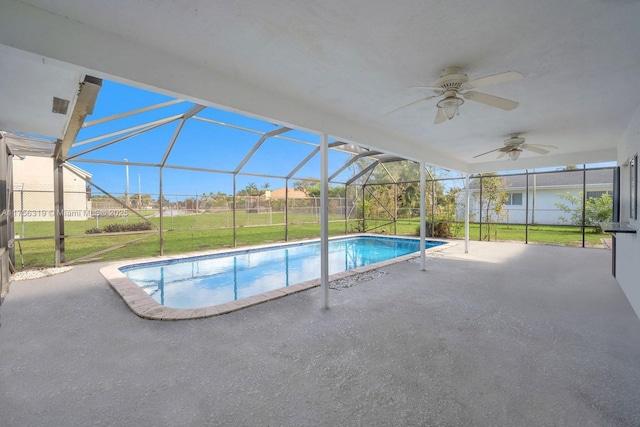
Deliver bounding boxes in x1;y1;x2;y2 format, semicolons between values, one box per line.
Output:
388;67;523;124
473;134;557;161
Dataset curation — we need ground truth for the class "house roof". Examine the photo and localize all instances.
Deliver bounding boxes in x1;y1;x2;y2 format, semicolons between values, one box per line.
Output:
469;168;614;190
267;188;308;200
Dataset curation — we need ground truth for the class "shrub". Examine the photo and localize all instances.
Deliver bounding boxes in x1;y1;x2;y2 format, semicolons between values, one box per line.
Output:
415;221;452;238
85;227;102;234
434;222;452;238
102;222;153;233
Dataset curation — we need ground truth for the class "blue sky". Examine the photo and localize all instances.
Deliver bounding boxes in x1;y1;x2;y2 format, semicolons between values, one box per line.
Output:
69;80;614;199
70;80;356;198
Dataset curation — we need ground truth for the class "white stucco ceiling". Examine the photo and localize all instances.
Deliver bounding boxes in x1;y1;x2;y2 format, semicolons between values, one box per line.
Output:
0;44;83;141
1;0;639;172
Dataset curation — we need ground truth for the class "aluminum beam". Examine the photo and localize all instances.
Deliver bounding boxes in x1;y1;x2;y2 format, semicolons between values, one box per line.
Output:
234;127;291;174
67;116;181;160
83;99;184;128
53;158;65;266
54;76;102;160
420;161;426;271
465;173;470;253
320;134;329;309
75;114;184;147
160;105;206;167
345;155;403;186
328;150;381;182
286;141;345;180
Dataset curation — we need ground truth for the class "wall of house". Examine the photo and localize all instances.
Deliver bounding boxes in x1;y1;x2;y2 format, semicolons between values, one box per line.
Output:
463;182;613;225
616;107;640;317
0;138;12;306
503;185;613;224
616;104;640;319
12;157;89;222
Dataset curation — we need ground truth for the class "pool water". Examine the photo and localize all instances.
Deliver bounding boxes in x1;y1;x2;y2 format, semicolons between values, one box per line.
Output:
121;236;443;309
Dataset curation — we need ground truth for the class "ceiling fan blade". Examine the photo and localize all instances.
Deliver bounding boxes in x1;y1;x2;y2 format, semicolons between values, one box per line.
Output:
409;86;444;92
521;144;550;155
496;151;507;159
385;96;436;115
460;71;524;91
463;91;519;111
473;146;503;158
434;107;446;124
526;143;558;149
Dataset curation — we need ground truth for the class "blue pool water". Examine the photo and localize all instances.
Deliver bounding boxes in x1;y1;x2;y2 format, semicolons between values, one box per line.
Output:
121;236;444;309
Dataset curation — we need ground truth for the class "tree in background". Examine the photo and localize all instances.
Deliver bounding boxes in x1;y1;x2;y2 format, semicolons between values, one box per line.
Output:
293;179;344;198
473;174;508;241
555;192;613;233
437;186;463;237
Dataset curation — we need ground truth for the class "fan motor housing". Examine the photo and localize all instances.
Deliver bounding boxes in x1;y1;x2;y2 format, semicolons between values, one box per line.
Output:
434;67;468;92
504;136;525;146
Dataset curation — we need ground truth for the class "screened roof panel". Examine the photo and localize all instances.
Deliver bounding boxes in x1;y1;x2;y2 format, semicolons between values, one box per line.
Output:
62;78;416;192
77;81;190;142
160;168;234;196
91;81;179;117
165;119;264;171
68;121;181;164
239;137;318;176
193;107;283;135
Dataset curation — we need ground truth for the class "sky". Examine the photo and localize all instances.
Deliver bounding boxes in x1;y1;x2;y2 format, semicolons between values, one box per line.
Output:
70;80;360;198
69;80;614;200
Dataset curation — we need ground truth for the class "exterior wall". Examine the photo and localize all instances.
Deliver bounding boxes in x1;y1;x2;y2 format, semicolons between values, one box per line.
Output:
502;185;613;224
0;138;12;306
266;187;308;200
12;157;90;222
616;104;640;319
463;183;613;225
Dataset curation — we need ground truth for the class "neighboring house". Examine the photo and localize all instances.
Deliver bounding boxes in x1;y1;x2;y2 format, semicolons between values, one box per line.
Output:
264;188;309;200
461;169;614;225
13;156;92;222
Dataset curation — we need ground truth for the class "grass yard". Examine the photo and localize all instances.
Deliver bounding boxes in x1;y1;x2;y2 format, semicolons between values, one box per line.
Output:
13;212;609;268
361;218;608;247
14;211;348;267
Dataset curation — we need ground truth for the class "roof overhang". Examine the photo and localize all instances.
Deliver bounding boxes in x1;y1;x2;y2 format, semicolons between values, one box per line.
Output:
0;0;639;172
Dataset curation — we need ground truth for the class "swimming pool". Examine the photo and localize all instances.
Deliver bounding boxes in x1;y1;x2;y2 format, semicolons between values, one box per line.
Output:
101;235;447;319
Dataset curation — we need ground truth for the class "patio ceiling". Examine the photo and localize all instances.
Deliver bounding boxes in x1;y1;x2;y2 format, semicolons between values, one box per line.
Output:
1;0;639;173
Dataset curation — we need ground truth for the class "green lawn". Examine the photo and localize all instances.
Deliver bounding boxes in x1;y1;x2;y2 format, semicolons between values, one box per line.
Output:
359;218;608;247
14;212;347;267
13;213;609;268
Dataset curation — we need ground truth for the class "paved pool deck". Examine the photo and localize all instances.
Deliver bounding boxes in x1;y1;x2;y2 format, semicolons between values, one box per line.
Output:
1;241;639;426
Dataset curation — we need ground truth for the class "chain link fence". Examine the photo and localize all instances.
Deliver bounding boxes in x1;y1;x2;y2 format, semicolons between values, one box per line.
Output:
347;168;615;247
12;166;615;268
13;184;349;267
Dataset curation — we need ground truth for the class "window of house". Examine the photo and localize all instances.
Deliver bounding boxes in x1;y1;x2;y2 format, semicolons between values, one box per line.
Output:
586;190;610;199
505;193;523;206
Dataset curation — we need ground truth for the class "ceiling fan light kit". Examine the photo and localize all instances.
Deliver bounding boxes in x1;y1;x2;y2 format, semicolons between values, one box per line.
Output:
436;92;464;120
473;134;558;161
506;149;522;161
388;67;523;125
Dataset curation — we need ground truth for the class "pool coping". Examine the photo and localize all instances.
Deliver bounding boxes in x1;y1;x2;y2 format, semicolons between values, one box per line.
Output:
100;235;454;320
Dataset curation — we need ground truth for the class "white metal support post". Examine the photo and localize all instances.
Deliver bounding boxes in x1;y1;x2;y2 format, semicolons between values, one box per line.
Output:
54;158;65;266
125;158;130;207
320;133;329;309
465;173;470;253
419;161;426;270
159;168;164;255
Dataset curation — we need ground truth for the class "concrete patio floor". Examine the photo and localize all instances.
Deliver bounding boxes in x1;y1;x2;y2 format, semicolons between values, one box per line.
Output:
1;241;639;426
